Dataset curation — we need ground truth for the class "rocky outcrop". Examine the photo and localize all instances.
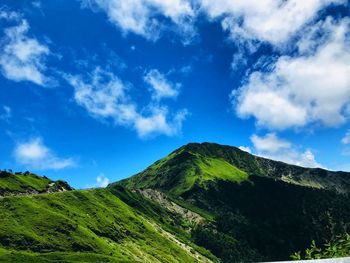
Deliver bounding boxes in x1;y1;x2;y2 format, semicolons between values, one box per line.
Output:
135;188;205;224
46;180;74;193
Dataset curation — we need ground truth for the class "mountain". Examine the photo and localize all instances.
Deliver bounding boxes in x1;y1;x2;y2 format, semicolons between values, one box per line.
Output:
115;143;350;261
117;142;350;195
1;142;350;262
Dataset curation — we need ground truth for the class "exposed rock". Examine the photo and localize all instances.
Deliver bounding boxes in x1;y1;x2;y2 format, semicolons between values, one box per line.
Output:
136;188;205;224
46;180;74;193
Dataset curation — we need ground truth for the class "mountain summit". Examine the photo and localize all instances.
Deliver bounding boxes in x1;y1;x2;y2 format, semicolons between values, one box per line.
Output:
117;142;350;195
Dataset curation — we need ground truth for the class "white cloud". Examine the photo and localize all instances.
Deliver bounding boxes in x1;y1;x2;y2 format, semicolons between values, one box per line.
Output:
14;138;75;170
251;133;291;153
250;133;322;168
0;16;50;86
234;17;350;130
341;130;350;145
199;0;344;46
81;0;196;42
96;174;110;188
144;69;179;101
238;146;251;153
65;67;187;138
134;107;188;137
68;67;127;119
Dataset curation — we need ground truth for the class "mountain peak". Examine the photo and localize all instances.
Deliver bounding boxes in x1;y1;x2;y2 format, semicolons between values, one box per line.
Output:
117;142;350;195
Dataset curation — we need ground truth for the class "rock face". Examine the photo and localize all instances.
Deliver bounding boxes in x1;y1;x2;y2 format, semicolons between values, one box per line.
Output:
0;171;73;197
136;188;205;224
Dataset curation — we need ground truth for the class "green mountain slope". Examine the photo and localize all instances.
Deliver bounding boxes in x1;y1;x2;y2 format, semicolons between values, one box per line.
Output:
0;189;215;262
0;170;73;196
118;142;350;195
0;182;215;262
2;142;350;262
116;142;350;262
117;144;249;196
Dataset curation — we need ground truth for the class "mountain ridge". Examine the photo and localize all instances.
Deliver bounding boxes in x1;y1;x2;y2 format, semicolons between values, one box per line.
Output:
116;142;350;195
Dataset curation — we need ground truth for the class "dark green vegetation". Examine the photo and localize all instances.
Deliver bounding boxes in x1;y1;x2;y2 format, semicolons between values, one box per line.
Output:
1;142;350;262
291;233;350;260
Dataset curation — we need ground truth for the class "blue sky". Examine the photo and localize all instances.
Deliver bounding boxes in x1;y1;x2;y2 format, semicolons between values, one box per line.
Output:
0;0;350;188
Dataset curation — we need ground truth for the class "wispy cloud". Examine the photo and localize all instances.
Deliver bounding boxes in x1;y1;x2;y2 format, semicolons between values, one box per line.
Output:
65;67;188;138
144;69;180;101
0;106;11;121
341;130;350;145
81;0;196;43
0;13;50;86
14;138;75;170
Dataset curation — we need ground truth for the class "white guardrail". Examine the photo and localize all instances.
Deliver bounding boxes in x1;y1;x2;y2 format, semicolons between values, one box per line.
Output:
263;258;350;263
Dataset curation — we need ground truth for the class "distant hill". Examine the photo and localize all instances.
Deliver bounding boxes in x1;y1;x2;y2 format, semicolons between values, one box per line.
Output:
0;170;73;196
1;142;350;262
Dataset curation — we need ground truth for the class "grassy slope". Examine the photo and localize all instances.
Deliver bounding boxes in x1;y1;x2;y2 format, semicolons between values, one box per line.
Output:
117;146;249;196
0;188;215;262
0;171;52;193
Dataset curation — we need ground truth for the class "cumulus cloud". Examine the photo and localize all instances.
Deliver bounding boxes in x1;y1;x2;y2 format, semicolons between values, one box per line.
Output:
14;138;75;170
144;69;180;101
81;0;196;42
0;14;50;86
234;17;350;130
248;133;322;168
199;0;344;46
65;67;187;138
96;174;110;188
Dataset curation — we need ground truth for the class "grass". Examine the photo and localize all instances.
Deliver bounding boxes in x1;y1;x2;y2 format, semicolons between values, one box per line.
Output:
0;171;52;193
0;188;213;262
169;156;249;196
120;146;250;197
197;158;248;184
0;248;121;262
